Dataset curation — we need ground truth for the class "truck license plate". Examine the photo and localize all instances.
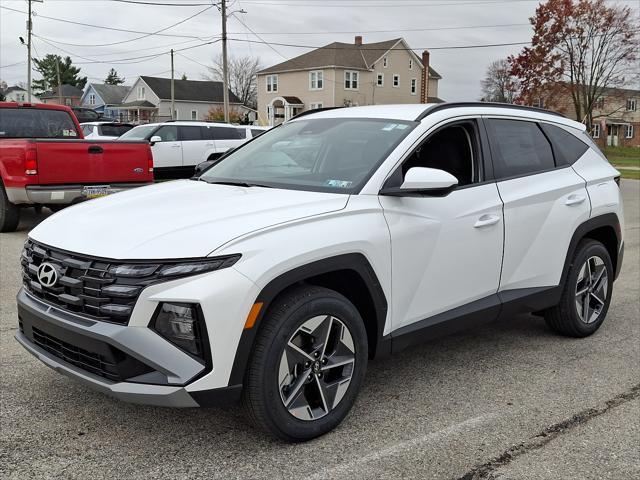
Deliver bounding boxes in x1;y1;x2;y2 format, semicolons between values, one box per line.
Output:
82;185;112;199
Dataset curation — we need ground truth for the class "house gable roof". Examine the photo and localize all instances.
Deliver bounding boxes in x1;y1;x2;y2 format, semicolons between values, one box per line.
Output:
40;84;84;98
258;37;442;79
87;84;130;105
139;76;242;104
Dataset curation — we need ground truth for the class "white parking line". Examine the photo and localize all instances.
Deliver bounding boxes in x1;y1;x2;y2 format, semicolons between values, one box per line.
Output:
308;413;496;479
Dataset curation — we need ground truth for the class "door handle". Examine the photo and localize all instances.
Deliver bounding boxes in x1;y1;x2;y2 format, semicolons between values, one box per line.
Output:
565;194;586;206
171;143;181;148
474;214;500;228
88;145;103;154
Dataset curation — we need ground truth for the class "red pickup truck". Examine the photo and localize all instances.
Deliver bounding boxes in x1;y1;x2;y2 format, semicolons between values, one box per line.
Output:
0;102;153;232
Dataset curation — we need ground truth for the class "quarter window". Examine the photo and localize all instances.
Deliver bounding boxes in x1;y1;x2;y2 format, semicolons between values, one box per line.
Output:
309;71;323;90
266;75;278;93
345;71;359;90
486;119;555;179
540;123;589;166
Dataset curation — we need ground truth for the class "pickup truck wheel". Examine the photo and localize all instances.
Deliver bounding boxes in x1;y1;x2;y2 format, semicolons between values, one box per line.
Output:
243;285;368;442
544;239;613;337
0;184;20;232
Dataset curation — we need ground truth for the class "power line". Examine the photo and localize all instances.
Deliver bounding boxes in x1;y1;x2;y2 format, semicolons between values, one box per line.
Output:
227;23;530;35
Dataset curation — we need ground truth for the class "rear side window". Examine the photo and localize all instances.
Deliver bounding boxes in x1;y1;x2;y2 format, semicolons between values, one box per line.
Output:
98;124;133;137
179;126;203;141
81;125;94;136
540;123;589;165
486;119;555;179
0;108;79;138
210;126;244;140
251;129;266;137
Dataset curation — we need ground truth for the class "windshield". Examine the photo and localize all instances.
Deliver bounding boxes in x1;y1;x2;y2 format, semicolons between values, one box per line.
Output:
0;108;79;138
118;124;156;140
199;118;416;193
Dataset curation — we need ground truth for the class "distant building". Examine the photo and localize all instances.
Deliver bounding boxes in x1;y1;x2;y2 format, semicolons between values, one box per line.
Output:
2;85;41;103
40;84;84;106
257;36;443;126
81;83;130;119
118;76;253;124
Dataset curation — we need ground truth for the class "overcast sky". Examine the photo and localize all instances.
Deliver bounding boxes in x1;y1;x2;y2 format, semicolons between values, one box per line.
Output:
0;0;638;101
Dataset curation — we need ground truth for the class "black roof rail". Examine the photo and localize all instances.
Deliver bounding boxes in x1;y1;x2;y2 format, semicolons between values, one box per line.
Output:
163;119;231;124
289;106;345;121
415;102;566;122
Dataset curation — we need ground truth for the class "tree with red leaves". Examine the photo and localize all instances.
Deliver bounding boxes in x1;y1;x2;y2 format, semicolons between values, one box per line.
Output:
509;0;638;128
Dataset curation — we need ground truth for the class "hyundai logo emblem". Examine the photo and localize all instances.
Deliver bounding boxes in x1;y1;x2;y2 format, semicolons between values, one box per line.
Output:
37;262;59;288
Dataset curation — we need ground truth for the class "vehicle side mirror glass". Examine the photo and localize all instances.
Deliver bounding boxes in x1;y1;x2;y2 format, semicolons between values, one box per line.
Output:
381;167;459;197
149;135;162;145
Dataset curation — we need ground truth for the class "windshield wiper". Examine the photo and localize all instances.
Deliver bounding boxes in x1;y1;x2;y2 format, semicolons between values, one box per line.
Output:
203;180;273;188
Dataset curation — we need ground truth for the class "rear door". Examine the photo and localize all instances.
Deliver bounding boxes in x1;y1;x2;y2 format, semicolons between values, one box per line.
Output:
485;118;591;292
36;141;151;184
179;125;207;167
149;125;181;169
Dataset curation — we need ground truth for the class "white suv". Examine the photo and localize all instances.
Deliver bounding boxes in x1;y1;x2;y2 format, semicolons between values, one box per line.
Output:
16;103;624;441
118;121;251;179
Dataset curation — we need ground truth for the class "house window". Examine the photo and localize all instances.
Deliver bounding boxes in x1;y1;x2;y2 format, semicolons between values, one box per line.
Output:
393;75;400;88
89;94;96;105
410;78;417;95
383;57;388;68
594;97;604;109
345;71;359;90
266;75;278;93
627;98;637;111
592;123;601;139
625;124;634;139
309;70;323;90
137;86;145;100
409;59;413;70
65;98;72;106
191;110;197;120
376;73;384;87
309;102;323;110
17;93;25;101
532;97;545;108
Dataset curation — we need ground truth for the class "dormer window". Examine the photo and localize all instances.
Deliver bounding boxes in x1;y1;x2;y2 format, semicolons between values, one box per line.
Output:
137;86;145;100
383;57;388;68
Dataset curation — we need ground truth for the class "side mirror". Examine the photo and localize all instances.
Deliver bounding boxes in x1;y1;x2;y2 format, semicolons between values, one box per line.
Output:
381;167;458;197
149;135;162;146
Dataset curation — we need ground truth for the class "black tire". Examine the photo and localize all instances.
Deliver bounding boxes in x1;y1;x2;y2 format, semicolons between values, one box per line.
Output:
0;183;20;233
243;285;368;442
544;239;613;337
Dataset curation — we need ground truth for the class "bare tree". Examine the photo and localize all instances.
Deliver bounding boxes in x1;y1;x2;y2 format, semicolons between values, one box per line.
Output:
205;54;261;109
480;59;519;103
510;0;638;127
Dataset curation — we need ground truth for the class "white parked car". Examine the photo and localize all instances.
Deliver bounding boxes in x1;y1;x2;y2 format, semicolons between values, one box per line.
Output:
118;121;252;179
80;122;134;140
16;103;624;442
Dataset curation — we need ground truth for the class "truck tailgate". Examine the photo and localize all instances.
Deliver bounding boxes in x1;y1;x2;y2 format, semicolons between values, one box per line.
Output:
36;140;152;184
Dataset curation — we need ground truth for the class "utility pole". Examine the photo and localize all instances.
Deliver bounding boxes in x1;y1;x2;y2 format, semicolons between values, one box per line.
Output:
170;49;175;120
26;0;33;102
221;0;229;123
55;58;62;104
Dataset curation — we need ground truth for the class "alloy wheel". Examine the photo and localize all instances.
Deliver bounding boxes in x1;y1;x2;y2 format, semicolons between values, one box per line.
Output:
278;315;356;421
575;255;608;324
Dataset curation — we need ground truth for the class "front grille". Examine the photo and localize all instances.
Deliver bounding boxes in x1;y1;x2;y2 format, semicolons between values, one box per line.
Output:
32;327;122;381
21;240;157;325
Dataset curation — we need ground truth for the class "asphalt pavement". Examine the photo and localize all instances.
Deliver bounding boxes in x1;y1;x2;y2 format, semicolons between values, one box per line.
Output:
1;181;638;480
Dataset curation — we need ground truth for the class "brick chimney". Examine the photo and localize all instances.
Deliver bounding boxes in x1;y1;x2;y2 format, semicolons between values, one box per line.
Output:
355;35;363;46
421;50;430;103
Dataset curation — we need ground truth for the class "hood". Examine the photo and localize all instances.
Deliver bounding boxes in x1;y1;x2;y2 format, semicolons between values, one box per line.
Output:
29;180;349;259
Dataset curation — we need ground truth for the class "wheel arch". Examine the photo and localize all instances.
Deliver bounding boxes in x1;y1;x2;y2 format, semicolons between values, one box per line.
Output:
227;253;388;387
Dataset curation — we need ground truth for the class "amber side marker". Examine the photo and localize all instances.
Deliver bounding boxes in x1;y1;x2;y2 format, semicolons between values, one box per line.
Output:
244;302;263;329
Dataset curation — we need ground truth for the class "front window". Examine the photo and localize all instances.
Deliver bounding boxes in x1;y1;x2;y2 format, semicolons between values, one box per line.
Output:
344;71;359;90
266;75;278;93
199;118;416;194
118;124;157;140
627;98;637;111
309;71;323;90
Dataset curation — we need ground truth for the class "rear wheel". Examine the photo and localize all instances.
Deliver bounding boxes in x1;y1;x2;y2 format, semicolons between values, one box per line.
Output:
544;239;613;337
243;286;368;442
0;184;20;232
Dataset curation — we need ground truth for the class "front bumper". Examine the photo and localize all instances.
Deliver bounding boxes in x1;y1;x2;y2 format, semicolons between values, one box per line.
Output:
6;183;151;205
15;289;242;407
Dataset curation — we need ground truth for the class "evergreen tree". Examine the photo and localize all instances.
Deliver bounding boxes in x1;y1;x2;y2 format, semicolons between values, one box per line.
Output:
32;55;87;94
105;68;125;85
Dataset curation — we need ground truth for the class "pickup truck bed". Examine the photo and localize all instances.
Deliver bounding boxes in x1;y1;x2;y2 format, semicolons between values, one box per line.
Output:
1;102;154;232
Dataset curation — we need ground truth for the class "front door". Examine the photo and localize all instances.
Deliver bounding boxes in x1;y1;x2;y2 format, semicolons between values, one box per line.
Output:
380;119;504;331
150;125;181;169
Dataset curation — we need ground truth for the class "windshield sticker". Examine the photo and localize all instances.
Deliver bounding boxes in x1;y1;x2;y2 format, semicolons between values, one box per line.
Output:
382;123;397;131
395;124;409;130
63;129;77;137
325;179;353;188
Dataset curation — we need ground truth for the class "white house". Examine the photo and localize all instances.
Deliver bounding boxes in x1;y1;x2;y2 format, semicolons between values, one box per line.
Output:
2;86;41;103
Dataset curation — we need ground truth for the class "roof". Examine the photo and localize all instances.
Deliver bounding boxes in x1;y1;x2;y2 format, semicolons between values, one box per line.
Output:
119;100;157;108
3;85;27;94
282;96;304;105
90;84;130;104
40;84;84;98
139;76;242;104
258;38;441;79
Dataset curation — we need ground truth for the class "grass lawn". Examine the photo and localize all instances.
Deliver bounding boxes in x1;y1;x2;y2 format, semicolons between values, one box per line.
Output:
603;146;639;179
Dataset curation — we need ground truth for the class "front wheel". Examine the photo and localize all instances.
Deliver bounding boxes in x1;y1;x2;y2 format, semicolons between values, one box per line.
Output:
544;239;614;337
243;286;368;442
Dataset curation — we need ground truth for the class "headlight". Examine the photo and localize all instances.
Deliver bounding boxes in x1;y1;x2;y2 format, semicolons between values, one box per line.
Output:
152;303;207;358
157;254;240;278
